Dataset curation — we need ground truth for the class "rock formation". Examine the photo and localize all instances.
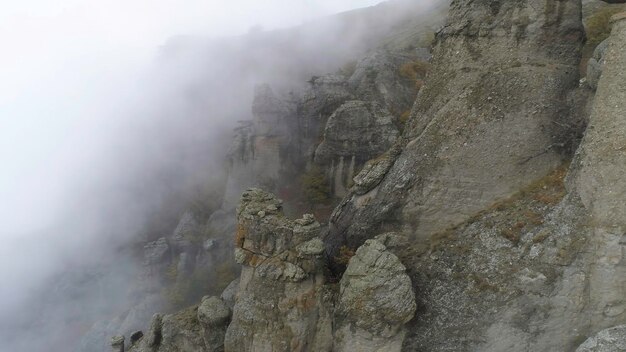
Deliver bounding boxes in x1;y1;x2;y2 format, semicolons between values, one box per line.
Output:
221;189;417;352
102;2;626;352
576;325;626;352
197;296;230;352
224;189;331;351
327;0;586;258
314;100;399;196
335;239;416;352
569;8;626;335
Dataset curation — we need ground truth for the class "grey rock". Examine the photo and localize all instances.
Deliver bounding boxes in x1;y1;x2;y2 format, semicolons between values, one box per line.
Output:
128;308;205;352
78;317;124;352
335;239;416;352
576;325;626;351
568;11;626;331
223;85;294;208
130;331;143;346
348;51;420;114
351;151;397;195
251;84;292;136
203;239;215;251
587;39;609;90
145;314;163;348
225;189;331;352
118;294;163;340
111;335;124;352
143;238;170;266
315;101;398;166
220;279;240;309
315;100;399;196
197;296;230;352
327;0;585;260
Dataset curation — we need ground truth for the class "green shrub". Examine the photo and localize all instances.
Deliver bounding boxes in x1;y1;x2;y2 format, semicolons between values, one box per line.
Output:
300;166;331;204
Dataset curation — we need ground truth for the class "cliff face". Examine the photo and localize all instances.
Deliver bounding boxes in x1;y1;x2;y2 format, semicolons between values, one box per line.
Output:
222;49;425;212
326;0;585;253
104;1;626;351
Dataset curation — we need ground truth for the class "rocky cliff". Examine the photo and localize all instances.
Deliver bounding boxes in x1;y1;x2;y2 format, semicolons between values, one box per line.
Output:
99;0;626;351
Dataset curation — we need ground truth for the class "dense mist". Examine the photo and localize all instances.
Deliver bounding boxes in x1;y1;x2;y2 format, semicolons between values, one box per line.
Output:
0;1;444;351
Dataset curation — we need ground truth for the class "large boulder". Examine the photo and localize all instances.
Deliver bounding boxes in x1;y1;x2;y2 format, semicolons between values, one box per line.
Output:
197;296;230;352
335;239;416;352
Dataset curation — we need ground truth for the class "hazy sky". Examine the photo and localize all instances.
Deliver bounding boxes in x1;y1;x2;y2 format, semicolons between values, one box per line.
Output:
0;0;383;238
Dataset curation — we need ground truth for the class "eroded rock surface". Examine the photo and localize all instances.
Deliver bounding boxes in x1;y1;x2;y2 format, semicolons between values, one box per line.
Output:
224;189;331;352
576;325;626;352
327;0;585;260
335;239;416;352
197;296;230;352
315;100;399;196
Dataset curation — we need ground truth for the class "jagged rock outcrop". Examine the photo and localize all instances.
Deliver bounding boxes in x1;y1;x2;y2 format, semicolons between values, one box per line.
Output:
224;189;331;352
223;190;417;352
111;336;124;352
334;239;416;352
327;0;585;256
348;51;422;115
576;325;626;352
221;47;427;212
197;296;230;352
223;85;295;208
315;100;399;197
127;308;208;352
100;3;626;352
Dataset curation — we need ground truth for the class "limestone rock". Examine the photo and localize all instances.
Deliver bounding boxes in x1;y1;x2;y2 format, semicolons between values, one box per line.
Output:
252;84;292;136
348;51;419;114
351;151;397;195
327;0;585;257
587;39;609;90
197;296;230;352
225;189;331;352
576;325;626;351
111;336;124;352
130;331;143;346
315;100;399;197
144;238;170;266
127;308;205;352
335;239;416;352
315;101;398;166
220;279;239;309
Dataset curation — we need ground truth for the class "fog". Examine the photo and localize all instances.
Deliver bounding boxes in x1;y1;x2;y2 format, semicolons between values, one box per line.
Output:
0;0;440;350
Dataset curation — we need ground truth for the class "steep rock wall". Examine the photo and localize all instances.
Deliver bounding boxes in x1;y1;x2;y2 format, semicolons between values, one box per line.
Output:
326;0;585;254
